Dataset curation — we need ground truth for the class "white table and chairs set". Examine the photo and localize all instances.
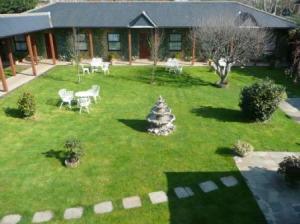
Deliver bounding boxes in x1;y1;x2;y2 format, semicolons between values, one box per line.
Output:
80;57;110;75
165;58;183;74
58;85;100;114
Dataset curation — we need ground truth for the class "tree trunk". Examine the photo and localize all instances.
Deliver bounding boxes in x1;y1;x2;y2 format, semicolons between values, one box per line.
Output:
212;61;233;88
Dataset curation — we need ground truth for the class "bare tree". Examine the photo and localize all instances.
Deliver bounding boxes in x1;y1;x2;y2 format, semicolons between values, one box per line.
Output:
241;0;295;15
193;17;266;87
148;29;164;84
72;27;82;83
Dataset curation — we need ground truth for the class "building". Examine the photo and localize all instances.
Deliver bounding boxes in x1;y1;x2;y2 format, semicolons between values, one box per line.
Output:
0;1;297;91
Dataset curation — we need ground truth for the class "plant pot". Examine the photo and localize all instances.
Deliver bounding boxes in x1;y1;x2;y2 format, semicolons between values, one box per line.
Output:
65;159;80;168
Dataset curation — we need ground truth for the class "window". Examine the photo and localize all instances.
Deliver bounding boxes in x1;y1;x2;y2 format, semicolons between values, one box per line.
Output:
14;35;27;51
169;34;182;51
76;33;88;51
108;33;121;51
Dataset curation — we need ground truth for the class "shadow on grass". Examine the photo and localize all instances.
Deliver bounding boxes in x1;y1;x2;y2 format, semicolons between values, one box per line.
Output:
215;147;234;157
3;107;23;118
191;106;246;122
118;119;148;132
46;98;62;107
165;171;266;224
42;149;67;166
116;67;216;88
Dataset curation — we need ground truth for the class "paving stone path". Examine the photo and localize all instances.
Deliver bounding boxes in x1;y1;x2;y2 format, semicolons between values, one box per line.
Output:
63;207;83;220
235;152;300;224
32;211;53;223
0;175;239;223
279;98;300;124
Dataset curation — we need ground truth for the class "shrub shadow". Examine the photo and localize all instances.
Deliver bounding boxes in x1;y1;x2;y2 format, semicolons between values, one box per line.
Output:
215;147;234;157
42;149;67;166
191;106;247;122
3;107;23;118
118;119;148;132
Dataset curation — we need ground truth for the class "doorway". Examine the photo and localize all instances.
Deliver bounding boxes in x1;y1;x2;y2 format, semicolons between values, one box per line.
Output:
139;32;151;59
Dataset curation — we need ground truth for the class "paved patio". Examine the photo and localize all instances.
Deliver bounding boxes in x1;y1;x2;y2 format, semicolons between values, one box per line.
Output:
279;98;300;124
0;60;68;98
235;152;300;224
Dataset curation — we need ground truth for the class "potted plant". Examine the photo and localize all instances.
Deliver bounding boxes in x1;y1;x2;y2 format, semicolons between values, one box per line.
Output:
64;138;84;168
278;156;300;186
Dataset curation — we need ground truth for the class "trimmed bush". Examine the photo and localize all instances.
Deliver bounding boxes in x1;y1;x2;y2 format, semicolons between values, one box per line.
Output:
17;92;36;118
233;140;254;157
278;156;300;184
239;79;285;122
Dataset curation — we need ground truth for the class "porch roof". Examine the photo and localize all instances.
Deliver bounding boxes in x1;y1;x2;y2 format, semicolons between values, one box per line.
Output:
0;13;52;38
31;1;296;29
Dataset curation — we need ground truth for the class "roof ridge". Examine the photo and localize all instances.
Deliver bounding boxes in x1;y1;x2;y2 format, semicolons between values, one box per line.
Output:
0;12;51;17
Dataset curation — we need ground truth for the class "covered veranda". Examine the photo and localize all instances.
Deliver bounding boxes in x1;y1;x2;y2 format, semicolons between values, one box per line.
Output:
0;13;56;93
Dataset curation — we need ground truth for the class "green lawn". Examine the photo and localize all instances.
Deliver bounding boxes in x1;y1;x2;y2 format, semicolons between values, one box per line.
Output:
0;66;299;224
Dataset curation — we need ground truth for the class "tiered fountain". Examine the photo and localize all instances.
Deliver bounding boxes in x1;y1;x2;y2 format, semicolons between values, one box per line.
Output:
147;96;176;136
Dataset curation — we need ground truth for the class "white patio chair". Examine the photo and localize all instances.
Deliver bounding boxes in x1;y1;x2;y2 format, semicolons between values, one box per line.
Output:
91;58;103;73
80;64;90;74
102;62;110;75
77;97;91;114
165;58;173;71
58;89;74;109
87;85;100;103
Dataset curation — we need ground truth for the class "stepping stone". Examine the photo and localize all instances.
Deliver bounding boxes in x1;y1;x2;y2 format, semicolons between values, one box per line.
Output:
174;187;194;199
94;201;113;214
63;207;83;220
220;176;238;187
148;191;168;204
0;214;21;224
32;210;53;223
122;196;142;209
199;181;218;193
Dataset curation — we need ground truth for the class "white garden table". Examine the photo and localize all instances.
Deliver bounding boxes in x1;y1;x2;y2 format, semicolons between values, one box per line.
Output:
75;91;91;98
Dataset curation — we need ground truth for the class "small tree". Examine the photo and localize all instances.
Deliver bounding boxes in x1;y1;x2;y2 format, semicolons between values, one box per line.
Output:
193;16;266;87
148;29;164;84
239;79;286;122
0;0;38;14
64;138;84;168
287;28;300;83
18;92;36;118
72;27;82;83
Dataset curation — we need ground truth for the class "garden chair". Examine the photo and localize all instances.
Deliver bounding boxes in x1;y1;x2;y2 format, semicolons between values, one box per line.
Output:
77;97;91;114
90;58;103;73
80;64;90;74
87;85;100;103
102;62;110;75
58;89;74;109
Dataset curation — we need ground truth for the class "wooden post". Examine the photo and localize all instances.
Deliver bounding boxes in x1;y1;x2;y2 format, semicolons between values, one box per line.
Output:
25;34;37;76
128;29;132;65
31;37;38;64
7;38;16;76
48;32;56;65
192;31;196;65
0;56;8;92
88;29;94;59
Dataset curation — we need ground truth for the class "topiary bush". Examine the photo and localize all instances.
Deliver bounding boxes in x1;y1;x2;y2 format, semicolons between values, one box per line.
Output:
233;140;254;157
17;92;36;118
239;79;286;122
64;138;84;168
278;156;300;185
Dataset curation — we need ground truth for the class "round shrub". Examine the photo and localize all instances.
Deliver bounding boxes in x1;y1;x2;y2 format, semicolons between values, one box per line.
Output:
233;140;254;157
278;156;300;185
239;79;285;122
17;92;36;118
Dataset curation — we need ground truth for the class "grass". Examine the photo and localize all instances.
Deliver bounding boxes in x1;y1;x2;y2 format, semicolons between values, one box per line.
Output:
4;65;31;77
0;65;299;224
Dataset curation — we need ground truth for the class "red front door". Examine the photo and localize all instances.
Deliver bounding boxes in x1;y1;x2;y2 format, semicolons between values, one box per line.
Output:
139;33;150;59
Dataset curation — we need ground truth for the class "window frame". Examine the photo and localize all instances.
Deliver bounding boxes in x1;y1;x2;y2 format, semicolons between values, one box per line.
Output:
14;35;27;52
75;33;88;51
169;33;182;52
107;33;121;51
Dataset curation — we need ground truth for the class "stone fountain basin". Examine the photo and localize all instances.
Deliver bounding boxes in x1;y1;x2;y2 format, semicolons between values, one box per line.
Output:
147;114;176;125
